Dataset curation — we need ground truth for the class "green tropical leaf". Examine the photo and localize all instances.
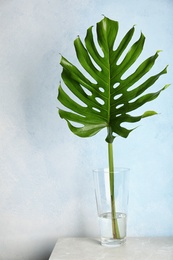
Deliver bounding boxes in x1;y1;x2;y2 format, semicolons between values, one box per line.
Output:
58;16;169;143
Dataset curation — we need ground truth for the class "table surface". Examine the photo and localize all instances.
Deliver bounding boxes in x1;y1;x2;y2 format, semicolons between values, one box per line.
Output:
49;237;173;260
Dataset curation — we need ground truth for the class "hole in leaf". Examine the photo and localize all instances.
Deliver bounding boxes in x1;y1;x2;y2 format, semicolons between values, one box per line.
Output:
89;54;102;72
81;85;92;96
116;51;128;66
116;104;124;109
92;30;104;58
99;87;104;93
113;82;120;89
127;77;145;92
61;83;88;108
92;107;101;112
95;97;105;105
114;93;122;100
128;98;137;104
121;67;135;80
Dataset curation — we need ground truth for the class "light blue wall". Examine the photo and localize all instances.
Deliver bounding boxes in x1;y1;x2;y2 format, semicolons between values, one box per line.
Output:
0;0;173;259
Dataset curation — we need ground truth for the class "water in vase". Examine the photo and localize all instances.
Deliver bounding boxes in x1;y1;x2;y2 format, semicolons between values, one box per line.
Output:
99;212;127;246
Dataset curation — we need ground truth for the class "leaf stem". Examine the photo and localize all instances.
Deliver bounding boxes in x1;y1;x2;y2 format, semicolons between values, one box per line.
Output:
107;131;120;239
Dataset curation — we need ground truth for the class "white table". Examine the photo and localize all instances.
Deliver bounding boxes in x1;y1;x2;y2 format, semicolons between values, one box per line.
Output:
49;237;173;260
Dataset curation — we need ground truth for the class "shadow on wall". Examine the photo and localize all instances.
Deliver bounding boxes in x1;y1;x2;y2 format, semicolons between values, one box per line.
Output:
0;237;56;260
31;241;57;260
23;243;56;260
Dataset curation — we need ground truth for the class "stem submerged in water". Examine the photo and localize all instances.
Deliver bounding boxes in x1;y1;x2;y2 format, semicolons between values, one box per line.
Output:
108;141;120;239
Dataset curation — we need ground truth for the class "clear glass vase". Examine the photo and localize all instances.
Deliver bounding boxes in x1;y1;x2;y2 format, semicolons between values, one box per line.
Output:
93;167;130;247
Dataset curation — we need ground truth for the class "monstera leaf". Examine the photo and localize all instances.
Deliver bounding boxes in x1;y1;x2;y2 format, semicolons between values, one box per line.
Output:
57;16;169;240
58;16;168;143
